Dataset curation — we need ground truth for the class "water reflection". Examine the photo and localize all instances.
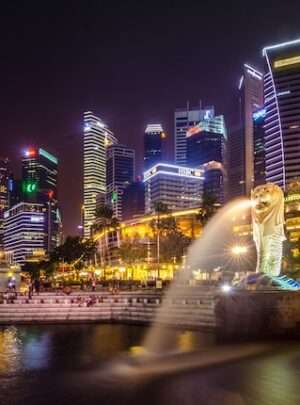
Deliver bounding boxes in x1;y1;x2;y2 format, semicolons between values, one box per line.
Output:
0;325;300;405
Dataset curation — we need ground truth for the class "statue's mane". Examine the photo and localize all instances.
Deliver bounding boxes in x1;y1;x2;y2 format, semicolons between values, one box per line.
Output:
251;184;285;237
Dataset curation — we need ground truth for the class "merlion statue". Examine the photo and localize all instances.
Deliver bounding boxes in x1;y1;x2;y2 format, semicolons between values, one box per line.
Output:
251;183;285;276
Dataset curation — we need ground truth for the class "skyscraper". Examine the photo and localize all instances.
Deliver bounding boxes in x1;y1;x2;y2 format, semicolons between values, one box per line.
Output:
83;111;117;238
3;202;47;265
253;108;267;187
22;147;58;204
186;114;227;204
122;179;145;221
144;124;165;170
263;38;300;188
228;64;264;198
106;144;135;220
144;163;204;213
0;158;9;248
175;103;214;166
21;147;61;252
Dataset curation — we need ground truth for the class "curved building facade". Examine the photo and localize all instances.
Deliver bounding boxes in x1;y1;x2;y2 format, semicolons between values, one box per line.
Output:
263;39;300;189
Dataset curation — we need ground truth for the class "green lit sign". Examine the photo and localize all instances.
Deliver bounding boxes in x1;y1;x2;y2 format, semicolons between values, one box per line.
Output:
111;191;118;203
22;181;38;194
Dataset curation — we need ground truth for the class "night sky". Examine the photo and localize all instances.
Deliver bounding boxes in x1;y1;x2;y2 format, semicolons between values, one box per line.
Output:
0;1;299;235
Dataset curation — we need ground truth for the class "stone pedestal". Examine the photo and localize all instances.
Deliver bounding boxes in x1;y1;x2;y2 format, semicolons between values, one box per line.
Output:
215;290;300;340
0;263;21;292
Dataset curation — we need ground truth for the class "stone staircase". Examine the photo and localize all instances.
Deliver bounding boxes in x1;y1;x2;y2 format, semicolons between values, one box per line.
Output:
0;289;217;329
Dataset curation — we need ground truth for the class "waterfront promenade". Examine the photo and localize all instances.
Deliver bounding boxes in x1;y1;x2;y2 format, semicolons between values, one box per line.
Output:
0;288;216;328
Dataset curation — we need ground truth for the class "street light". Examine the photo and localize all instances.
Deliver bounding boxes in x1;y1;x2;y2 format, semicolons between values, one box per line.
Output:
231;245;248;256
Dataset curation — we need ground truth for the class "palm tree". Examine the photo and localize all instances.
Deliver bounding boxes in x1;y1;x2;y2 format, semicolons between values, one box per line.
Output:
152;202;169;279
93;205;119;276
197;191;218;227
118;238;147;280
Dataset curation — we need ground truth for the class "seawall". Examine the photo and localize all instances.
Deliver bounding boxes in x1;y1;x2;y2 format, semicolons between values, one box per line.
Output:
0;289;216;329
215;290;300;339
2;288;300;340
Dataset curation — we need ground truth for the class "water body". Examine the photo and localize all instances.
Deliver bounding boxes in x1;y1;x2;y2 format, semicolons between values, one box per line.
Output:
0;324;300;405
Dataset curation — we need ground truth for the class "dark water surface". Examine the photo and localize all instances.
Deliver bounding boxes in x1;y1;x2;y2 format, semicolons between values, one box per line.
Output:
0;324;300;405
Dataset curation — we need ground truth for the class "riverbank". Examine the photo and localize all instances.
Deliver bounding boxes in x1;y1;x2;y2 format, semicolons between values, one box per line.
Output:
0;289;216;329
2;288;300;340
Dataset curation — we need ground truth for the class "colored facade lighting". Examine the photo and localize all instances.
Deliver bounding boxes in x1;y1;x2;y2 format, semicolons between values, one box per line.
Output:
263;38;300;56
39;148;58;164
22;181;38;194
253;108;267;121
24;148;37;158
274;55;300;69
145;124;163;133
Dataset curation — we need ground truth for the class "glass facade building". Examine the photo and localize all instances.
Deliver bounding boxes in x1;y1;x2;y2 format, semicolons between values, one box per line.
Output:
253;108;267;187
122;180;145;221
144;124;164;170
263;39;300;188
106;144;135;220
144;163;204;213
3;202;47;265
175;104;214;166
186;114;227;204
228;64;264;199
21;147;61;252
0;158;10;248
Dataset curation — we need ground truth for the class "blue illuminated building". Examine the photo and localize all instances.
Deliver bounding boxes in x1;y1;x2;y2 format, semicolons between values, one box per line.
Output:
3;202;47;265
253;108;266;187
263;38;300;188
144;124;165;170
186;114;227;204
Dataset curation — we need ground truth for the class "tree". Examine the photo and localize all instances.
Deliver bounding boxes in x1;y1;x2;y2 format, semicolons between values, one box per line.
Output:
118;238;147;279
159;230;191;263
50;236;97;269
22;261;41;280
197;191;218;226
92;205;119;233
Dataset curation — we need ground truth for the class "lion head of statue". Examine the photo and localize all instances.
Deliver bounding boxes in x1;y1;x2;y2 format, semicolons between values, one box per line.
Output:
251;183;284;225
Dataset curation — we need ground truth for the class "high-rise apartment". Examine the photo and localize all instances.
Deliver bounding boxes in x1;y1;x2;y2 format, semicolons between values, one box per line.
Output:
144;124;165;170
263;38;300;188
144;163;204;213
83;111;117;238
106;144;135;220
175;103;214;166
228;64;264;198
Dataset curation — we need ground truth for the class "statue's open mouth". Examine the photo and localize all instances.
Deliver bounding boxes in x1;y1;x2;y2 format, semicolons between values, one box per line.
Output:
255;201;270;210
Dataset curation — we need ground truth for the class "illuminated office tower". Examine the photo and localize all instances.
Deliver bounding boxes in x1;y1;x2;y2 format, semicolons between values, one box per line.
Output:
3;202;47;265
22;147;61;252
186;114;227;204
83;111;117;238
106;144;135;220
228;64;264;199
144;124;165;170
263;39;300;188
0;158;10;248
175;103;214;166
144;163;204;213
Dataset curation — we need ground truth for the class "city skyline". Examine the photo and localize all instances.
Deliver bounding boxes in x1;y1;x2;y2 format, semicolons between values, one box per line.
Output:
0;2;299;235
